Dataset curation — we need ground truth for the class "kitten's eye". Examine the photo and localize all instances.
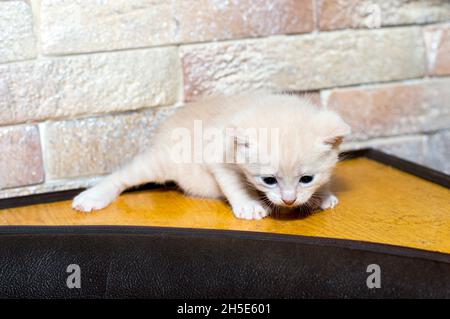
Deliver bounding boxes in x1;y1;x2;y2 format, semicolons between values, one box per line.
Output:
299;175;314;184
262;177;277;186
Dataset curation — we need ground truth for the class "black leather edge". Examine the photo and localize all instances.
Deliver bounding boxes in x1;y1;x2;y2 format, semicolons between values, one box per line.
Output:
0;226;449;298
0;225;449;263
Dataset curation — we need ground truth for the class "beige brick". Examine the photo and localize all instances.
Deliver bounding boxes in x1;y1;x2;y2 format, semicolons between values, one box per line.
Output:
375;137;427;164
175;0;314;43
318;0;450;30
43;107;175;179
324;78;450;140
343;135;428;164
0;48;181;125
0;1;37;63
39;0;315;55
0;125;44;189
181;27;425;100
40;0;175;55
424;23;450;76
425;130;450;174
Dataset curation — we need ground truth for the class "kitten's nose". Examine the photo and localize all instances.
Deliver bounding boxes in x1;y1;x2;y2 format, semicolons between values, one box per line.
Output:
282;198;296;205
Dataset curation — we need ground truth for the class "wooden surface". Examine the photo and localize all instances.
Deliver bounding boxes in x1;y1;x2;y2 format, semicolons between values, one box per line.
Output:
1;158;449;253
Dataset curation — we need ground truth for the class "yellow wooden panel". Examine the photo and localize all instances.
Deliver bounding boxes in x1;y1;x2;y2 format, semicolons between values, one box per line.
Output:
1;158;449;253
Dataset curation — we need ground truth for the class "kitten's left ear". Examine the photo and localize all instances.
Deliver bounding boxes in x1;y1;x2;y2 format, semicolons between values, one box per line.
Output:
318;112;351;148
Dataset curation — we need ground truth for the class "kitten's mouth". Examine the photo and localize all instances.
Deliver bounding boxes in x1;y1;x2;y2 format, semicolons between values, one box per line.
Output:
279;202;297;208
274;197;314;210
258;191;302;210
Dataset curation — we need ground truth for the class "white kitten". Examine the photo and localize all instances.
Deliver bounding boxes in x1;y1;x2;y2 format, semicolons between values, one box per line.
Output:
73;93;350;220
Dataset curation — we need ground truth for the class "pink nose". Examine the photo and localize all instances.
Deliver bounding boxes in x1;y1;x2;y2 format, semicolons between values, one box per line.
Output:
282;198;296;205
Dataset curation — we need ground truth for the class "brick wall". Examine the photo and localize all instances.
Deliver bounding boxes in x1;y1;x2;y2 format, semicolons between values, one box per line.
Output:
1;0;449;198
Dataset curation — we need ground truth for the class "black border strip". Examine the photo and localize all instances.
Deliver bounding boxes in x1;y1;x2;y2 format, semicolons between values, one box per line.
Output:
362;149;450;188
0;148;448;210
0;183;178;210
1;225;449;263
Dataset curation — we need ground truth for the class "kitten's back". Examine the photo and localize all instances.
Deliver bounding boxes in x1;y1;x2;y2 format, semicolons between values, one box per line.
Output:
157;93;319;135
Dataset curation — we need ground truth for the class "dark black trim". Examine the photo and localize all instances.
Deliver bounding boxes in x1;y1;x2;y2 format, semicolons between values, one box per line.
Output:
1;148;448;210
0;188;83;210
339;149;450;188
0;225;448;298
0;225;448;263
0;182;177;210
363;149;450;188
338;148;370;161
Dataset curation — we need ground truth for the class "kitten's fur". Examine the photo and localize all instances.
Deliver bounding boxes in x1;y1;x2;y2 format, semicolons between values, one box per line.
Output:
73;93;350;220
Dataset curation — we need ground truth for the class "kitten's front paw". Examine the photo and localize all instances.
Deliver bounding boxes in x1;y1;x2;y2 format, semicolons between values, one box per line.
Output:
320;194;339;210
72;186;118;213
232;201;270;220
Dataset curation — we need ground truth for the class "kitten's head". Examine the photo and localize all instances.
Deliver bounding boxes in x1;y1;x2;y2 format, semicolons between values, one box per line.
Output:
230;95;350;208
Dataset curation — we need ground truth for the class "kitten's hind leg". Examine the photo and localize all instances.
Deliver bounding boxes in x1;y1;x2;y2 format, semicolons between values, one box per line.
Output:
72;149;168;212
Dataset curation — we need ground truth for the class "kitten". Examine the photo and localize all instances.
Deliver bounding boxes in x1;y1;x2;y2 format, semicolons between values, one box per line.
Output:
72;93;350;220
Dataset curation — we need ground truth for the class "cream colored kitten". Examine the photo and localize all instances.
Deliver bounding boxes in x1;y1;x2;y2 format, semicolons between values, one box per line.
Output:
72;93;350;220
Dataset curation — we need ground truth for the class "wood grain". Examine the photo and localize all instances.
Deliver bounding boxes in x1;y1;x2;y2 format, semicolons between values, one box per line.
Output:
1;158;449;253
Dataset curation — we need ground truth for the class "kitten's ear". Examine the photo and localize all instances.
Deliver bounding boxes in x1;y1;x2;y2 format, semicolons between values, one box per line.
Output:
318;112;351;148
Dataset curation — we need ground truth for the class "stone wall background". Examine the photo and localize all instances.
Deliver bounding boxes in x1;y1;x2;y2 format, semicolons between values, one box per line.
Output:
1;0;449;198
